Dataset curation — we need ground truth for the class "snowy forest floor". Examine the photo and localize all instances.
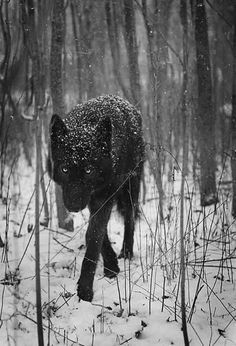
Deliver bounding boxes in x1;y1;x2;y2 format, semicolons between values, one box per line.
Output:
0;156;236;346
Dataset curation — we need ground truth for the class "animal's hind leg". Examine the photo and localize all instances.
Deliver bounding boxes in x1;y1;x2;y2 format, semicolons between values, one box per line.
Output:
118;175;141;259
101;233;120;278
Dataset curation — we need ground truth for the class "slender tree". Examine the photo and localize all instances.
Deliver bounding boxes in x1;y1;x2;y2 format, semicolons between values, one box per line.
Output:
194;0;218;206
105;0;131;100
139;0;173;220
231;3;236;217
0;0;11;140
123;0;141;106
83;1;96;98
50;0;74;231
0;1;12;202
70;0;82;97
20;0;46;344
179;2;190;344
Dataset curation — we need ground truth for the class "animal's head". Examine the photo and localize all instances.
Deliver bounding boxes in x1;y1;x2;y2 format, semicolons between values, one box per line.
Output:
48;114;113;212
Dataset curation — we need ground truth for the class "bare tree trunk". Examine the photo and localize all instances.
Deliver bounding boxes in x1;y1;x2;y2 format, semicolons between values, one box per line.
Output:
231;4;236;217
143;0;164;218
194;0;218;207
105;0;131;100
0;0;11;142
20;0;45;344
179;2;190;344
70;0;82;97
40;155;49;227
140;0;173;221
123;0;141;106
180;0;189;175
84;2;95;98
35;106;44;346
50;0;74;231
0;1;11;204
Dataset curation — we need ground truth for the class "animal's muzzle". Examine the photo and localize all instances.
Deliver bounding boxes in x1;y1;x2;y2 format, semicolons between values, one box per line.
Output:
62;184;90;212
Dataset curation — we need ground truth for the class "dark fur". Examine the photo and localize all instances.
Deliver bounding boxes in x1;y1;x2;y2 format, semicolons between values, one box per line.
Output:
48;95;144;302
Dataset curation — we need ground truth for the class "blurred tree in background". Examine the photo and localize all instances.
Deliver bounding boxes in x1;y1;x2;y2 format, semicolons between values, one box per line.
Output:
50;0;74;231
0;0;235;218
194;0;218;206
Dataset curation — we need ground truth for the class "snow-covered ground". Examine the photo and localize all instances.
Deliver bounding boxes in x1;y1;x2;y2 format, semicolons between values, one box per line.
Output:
0;157;236;346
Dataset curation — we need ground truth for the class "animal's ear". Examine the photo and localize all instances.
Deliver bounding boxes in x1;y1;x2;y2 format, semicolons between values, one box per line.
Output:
50;114;67;139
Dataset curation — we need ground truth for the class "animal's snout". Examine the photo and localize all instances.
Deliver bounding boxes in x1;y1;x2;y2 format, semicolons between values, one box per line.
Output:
62;184;90;212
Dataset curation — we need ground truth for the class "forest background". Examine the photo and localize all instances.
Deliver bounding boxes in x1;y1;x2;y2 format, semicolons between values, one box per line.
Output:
1;0;236;218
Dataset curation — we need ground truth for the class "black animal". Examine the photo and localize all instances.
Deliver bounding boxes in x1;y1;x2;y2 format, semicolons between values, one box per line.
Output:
48;95;144;302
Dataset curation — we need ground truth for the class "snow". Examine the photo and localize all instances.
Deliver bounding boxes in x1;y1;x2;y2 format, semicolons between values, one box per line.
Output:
0;156;236;345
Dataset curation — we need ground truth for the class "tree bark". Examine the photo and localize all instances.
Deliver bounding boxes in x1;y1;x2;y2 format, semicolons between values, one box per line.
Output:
70;0;82;98
75;0;96;99
179;2;190;344
20;0;45;344
194;0;218;207
50;0;65;116
140;0;173;221
123;0;141;106
0;0;11;142
231;4;236;217
50;0;74;231
105;0;131;100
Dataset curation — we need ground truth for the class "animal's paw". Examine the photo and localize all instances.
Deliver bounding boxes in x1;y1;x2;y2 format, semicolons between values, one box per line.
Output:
77;280;93;302
118;248;133;260
104;263;120;279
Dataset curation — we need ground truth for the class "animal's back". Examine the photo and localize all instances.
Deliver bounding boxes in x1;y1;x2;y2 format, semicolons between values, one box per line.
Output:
64;95;144;175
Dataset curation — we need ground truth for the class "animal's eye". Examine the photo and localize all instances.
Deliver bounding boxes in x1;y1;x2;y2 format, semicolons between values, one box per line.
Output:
85;166;93;175
61;166;69;174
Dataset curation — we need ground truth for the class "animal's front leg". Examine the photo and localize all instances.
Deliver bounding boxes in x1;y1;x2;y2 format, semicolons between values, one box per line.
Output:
77;226;103;301
77;199;112;302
